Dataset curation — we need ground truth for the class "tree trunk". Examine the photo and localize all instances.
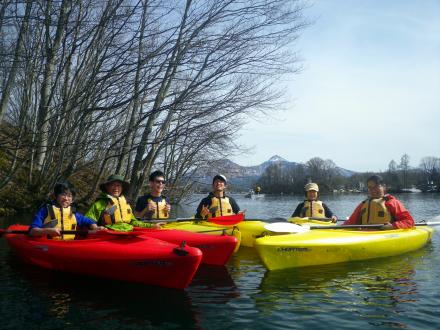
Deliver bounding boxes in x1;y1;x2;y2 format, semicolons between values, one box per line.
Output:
35;0;70;175
0;1;33;122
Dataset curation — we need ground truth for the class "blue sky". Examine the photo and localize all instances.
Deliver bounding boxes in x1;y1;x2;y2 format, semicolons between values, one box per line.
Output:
232;0;440;172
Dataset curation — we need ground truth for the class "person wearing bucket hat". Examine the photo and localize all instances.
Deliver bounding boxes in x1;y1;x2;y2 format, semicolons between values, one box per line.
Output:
343;175;414;229
85;174;160;230
98;174;130;195
195;174;241;219
291;182;337;221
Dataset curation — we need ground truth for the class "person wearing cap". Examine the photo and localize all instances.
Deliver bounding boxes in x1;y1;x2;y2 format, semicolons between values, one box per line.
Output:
195;174;241;219
343;175;414;229
134;170;171;220
85;174;160;230
30;181;105;240
291;182;337;222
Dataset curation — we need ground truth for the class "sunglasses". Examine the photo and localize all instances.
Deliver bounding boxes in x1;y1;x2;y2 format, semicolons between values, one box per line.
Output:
154;179;166;185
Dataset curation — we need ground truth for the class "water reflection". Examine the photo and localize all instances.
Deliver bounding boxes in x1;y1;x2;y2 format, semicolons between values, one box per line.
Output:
189;265;240;305
6;256;201;329
255;248;432;329
228;247;266;288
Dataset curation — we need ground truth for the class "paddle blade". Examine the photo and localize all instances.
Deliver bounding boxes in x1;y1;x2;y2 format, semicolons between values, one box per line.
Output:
419;221;440;226
209;214;244;226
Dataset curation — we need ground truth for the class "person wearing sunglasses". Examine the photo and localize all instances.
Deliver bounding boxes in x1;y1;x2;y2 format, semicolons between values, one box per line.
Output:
343;175;414;229
134;170;171;220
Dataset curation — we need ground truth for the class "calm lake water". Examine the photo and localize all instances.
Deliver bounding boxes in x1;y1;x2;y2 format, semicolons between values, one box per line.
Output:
1;193;440;329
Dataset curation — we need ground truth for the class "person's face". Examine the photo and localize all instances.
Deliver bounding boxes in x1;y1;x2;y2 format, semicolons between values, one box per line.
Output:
149;176;166;195
306;190;318;201
213;179;226;192
56;191;73;208
367;181;385;199
106;181;123;197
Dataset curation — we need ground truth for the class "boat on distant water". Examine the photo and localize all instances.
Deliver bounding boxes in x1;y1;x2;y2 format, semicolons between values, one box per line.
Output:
401;187;422;193
244;190;265;199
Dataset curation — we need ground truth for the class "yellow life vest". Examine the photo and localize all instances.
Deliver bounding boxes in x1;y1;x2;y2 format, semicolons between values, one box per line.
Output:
147;197;169;219
101;195;133;225
359;198;393;224
208;196;234;218
43;205;77;240
301;200;325;218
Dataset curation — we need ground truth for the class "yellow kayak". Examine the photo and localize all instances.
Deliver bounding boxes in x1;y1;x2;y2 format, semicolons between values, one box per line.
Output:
164;220;268;248
200;218;333;248
208;220;268;247
255;226;434;270
163;221;242;252
190;217;335;248
164;217;335;249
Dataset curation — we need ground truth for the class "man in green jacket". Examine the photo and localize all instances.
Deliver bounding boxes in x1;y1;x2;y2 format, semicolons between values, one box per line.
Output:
86;174;160;230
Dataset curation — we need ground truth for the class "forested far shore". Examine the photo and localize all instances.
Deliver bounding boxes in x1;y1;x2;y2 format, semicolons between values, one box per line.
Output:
254;155;440;195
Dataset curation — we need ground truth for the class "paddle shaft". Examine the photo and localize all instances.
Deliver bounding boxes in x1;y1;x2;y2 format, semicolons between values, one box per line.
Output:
265;220;440;233
140;218;197;223
0;229;89;236
310;222;440;230
139;213;245;226
310;224;384;230
247;217;337;222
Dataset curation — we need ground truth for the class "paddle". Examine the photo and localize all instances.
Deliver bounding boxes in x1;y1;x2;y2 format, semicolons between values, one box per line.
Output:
292;216;336;222
134;226;230;233
142;213;245;226
0;228;140;237
244;216;338;223
264;221;440;233
0;229;89;237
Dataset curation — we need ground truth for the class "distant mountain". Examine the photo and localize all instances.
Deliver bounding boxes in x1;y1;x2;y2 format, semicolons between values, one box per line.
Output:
194;155;356;191
257;155;300;172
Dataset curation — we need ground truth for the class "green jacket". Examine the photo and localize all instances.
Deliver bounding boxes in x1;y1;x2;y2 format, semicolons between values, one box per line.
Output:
85;193;154;230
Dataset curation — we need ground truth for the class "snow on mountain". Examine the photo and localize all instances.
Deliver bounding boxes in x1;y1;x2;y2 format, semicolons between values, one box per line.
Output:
267;155;288;162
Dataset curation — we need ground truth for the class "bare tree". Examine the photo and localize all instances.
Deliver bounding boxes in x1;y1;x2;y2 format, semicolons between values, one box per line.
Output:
399;153;410;189
0;0;308;207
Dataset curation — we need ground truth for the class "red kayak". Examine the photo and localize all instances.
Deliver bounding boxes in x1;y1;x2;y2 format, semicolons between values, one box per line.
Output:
4;225;202;289
134;228;238;266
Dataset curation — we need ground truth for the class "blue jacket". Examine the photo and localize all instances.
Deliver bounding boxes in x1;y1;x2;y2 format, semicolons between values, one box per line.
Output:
30;203;95;229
